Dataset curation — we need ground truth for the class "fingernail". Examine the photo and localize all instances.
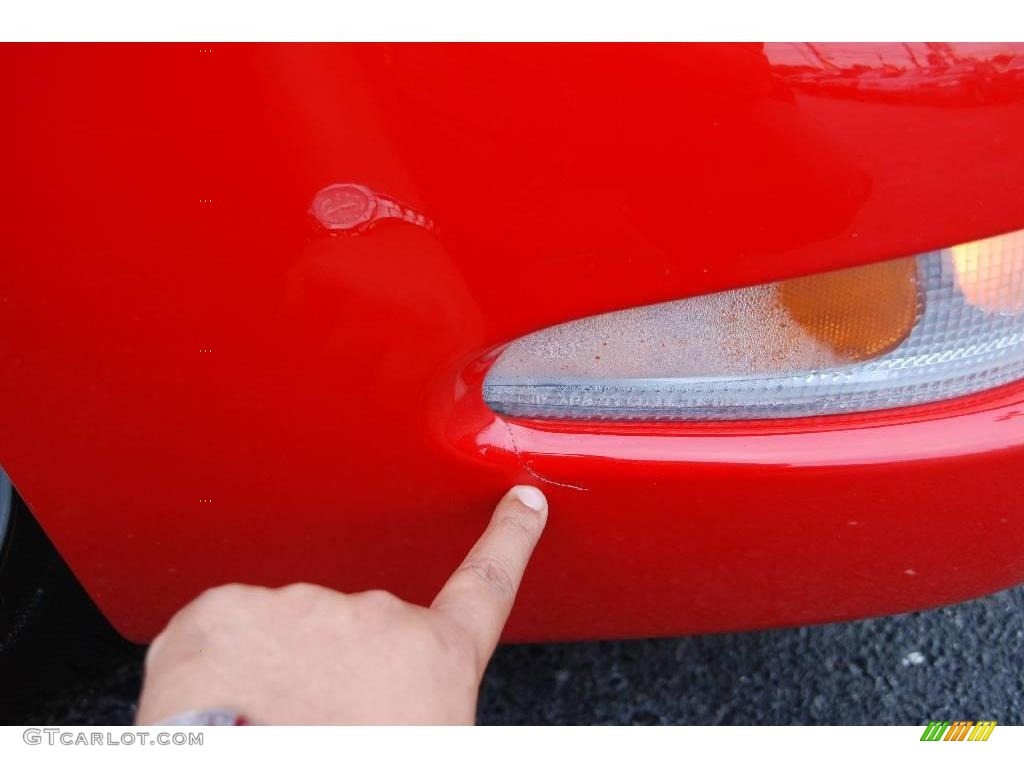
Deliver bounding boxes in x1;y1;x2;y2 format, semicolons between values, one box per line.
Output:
511;485;547;512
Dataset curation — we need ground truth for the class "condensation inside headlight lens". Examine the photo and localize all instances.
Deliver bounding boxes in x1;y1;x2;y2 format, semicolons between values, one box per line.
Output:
483;229;1024;420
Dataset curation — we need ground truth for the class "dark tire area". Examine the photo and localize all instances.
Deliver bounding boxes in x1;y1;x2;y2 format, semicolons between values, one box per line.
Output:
0;492;65;660
0;491;144;725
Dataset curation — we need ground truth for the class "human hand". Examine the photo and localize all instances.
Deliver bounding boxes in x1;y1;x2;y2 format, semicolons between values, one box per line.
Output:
135;485;548;725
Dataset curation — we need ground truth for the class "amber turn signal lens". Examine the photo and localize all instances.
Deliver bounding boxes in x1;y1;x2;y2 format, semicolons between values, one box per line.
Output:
779;257;919;362
484;228;1024;420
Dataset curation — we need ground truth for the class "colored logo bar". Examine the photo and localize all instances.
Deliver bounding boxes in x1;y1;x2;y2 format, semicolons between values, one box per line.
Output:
920;721;996;741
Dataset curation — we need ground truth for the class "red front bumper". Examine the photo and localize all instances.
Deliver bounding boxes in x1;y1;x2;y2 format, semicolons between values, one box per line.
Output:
1;43;1023;641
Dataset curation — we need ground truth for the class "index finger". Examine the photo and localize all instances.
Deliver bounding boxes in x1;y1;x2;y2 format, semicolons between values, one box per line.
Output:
431;485;548;672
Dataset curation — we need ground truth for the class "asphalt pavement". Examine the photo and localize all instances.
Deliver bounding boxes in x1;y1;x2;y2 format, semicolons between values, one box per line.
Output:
3;556;1022;725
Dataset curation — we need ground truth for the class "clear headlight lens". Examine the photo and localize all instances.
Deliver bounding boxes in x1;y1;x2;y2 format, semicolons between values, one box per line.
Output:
483;229;1024;420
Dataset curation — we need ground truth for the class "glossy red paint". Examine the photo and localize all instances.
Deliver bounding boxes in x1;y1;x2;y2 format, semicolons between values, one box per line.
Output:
1;43;1023;641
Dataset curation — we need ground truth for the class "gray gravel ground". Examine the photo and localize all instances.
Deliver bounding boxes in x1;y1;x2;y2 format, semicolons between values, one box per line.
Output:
480;586;1024;724
3;565;1022;725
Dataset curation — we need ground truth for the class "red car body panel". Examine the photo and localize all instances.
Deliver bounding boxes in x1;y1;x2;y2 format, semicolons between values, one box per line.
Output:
1;43;1023;641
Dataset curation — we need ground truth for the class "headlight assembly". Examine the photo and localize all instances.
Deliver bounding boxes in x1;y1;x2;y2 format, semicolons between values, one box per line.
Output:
484;229;1024;420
